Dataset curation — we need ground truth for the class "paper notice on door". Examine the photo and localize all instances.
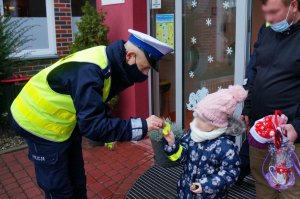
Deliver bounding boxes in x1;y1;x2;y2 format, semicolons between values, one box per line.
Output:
152;0;161;9
0;0;4;15
156;14;174;48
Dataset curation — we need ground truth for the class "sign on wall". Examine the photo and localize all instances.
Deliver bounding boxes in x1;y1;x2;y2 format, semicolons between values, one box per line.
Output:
101;0;125;6
0;0;3;15
152;0;161;9
156;14;174;48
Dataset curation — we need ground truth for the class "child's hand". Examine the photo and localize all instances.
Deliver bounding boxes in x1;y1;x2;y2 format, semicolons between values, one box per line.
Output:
190;183;202;194
164;130;175;146
162;122;171;136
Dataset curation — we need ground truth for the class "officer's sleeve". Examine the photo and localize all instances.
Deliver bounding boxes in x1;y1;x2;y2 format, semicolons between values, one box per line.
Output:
70;64;148;142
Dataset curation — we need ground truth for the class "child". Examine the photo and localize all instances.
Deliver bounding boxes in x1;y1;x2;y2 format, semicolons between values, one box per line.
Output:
163;85;247;199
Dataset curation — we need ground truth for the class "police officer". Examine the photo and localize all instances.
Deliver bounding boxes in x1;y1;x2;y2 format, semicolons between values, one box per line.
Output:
10;29;173;199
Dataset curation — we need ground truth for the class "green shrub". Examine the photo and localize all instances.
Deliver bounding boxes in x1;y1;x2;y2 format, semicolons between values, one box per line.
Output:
0;15;31;80
0;15;31;114
70;1;109;53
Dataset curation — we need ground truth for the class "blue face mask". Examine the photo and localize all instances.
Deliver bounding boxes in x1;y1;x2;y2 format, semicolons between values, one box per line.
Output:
125;56;148;83
270;4;294;32
126;63;148;83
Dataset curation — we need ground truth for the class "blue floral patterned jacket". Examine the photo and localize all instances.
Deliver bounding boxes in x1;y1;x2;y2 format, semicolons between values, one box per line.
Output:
163;117;244;199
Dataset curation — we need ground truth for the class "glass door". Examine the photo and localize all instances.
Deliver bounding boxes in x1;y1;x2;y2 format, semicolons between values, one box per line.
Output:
149;0;176;121
251;0;265;52
183;0;236;128
148;0;249;140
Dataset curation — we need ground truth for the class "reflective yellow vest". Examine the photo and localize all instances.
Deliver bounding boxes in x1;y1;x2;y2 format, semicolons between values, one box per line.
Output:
11;46;111;142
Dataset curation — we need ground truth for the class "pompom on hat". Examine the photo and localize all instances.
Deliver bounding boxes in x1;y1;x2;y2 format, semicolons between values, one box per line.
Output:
250;111;288;144
249;115;276;144
194;85;248;127
128;29;174;71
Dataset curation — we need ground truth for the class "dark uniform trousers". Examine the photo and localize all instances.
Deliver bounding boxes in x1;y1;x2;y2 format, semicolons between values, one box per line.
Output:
12;118;87;199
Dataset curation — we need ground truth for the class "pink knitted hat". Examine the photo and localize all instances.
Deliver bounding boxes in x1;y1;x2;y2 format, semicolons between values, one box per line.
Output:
194;85;248;127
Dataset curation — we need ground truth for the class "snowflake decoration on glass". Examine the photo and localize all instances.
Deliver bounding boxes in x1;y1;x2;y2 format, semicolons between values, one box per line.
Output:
206;18;212;27
191;0;198;8
191;36;197;44
208;55;214;63
226;46;233;55
189;71;195;78
186;87;209;111
223;1;230;9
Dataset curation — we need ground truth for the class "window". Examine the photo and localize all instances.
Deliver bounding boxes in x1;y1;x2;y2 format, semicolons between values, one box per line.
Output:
149;0;176;121
0;1;4;15
72;0;95;17
71;0;96;38
1;0;56;58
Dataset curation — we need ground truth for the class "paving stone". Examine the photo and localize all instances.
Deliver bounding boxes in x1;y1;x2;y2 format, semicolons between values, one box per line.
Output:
0;137;155;198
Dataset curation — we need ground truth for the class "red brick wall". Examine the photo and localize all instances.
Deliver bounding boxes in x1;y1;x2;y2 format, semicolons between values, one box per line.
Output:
54;0;72;56
15;59;58;77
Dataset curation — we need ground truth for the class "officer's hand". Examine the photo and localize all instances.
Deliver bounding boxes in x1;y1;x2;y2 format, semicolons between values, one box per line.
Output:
282;124;298;143
146;115;164;131
240;115;250;133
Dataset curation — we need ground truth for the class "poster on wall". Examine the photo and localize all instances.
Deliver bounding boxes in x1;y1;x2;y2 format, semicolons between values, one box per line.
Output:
152;0;161;9
0;0;3;15
156;14;174;49
101;0;125;6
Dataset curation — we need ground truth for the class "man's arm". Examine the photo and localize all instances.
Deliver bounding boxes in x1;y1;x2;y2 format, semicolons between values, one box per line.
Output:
242;24;268;119
287;104;300;143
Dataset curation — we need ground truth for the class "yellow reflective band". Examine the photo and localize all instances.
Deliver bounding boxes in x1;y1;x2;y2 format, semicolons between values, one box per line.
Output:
14;96;75;136
24;84;76;122
168;144;183;161
103;78;111;102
